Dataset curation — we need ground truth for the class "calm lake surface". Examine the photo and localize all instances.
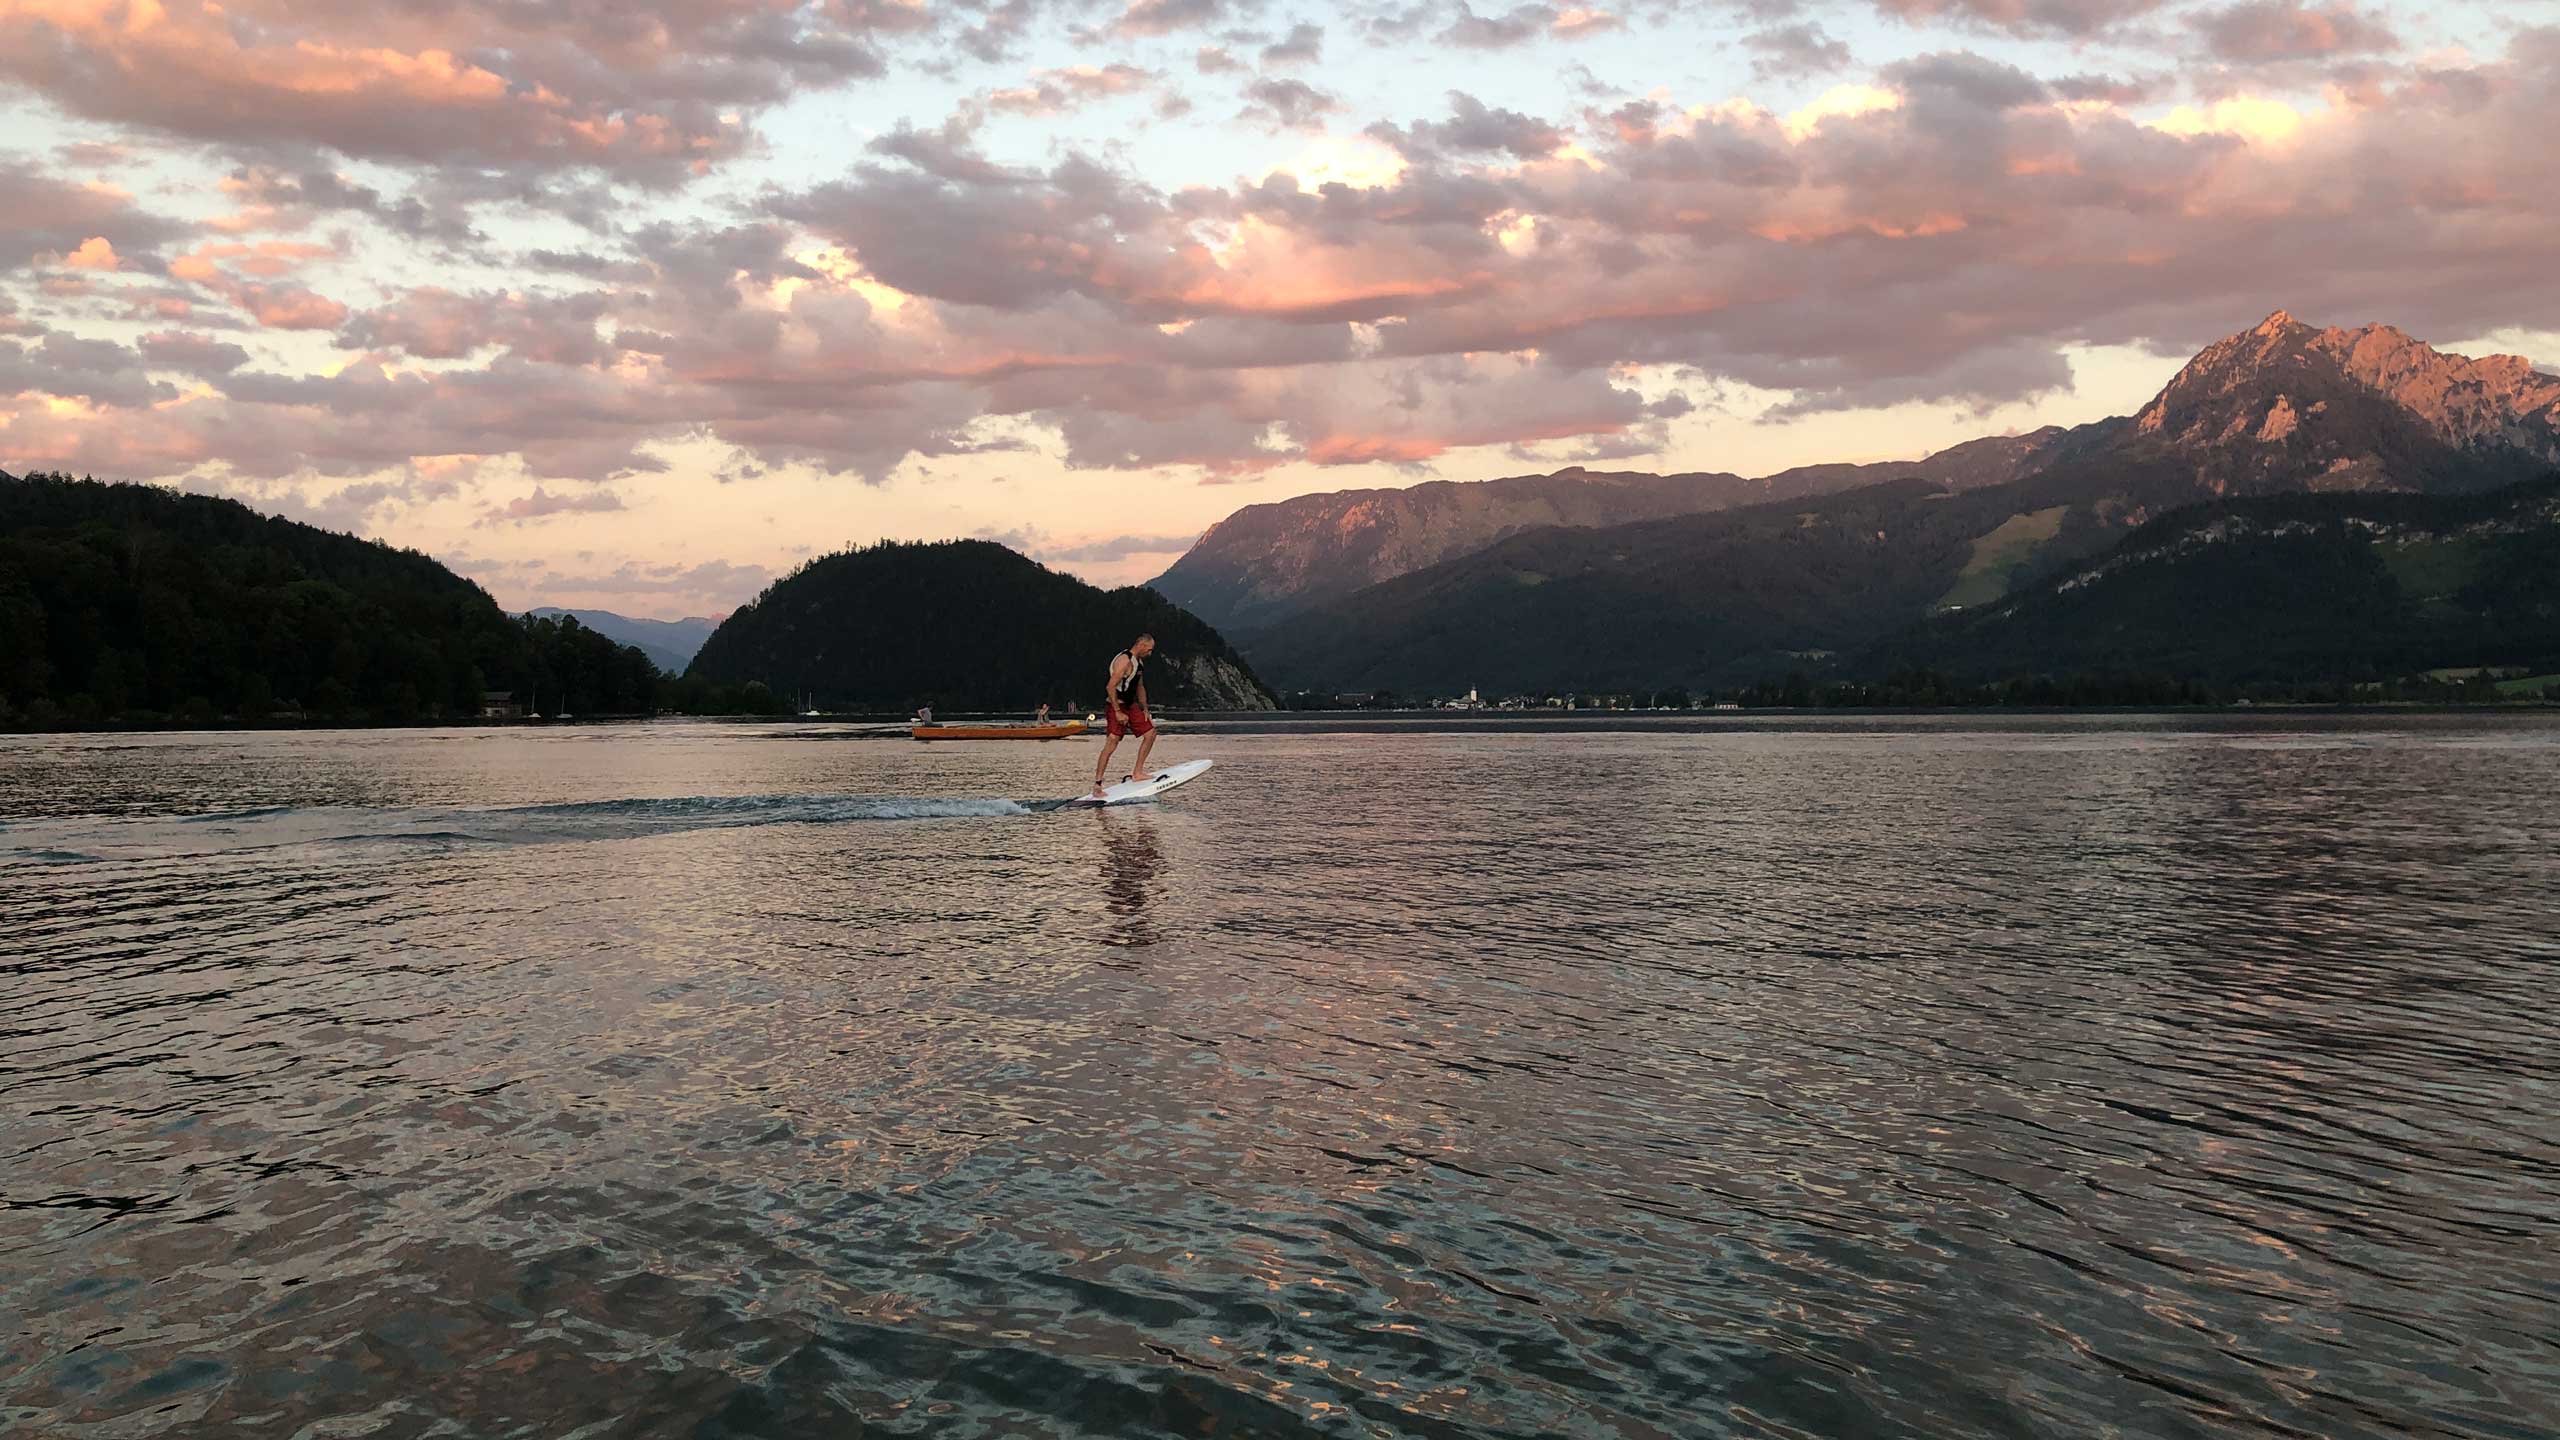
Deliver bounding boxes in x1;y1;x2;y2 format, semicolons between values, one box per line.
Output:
3;715;2556;1438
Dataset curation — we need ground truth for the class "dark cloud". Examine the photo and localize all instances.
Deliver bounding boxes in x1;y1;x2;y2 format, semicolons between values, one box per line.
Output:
0;0;923;183
1114;0;1227;37
1239;78;1340;130
522;249;633;279
1763;336;2076;418
957;0;1041;62
2190;0;2398;62
0;332;173;409
627;221;817;307
1385;94;1569;160
780;155;1164;314
1744;22;1852;80
1885;51;2050;112
1434;1;1618;47
1042;532;1201;562
338;289;613;366
219;166;481;246
140;332;252;375
480;485;629;526
1364;2;1442;43
1441;3;1557;48
2049;72;2165;104
1869;0;2165;38
0;160;189;272
1261;22;1324;66
868;118;1028;186
974;523;1049;552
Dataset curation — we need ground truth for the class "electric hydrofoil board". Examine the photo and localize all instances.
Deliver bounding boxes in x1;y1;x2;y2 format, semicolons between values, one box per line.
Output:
1070;757;1213;807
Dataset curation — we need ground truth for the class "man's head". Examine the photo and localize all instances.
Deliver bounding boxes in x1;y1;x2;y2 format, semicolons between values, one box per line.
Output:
1132;633;1156;657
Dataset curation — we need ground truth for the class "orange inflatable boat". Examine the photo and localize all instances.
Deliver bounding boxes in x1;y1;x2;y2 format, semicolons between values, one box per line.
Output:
910;719;1090;741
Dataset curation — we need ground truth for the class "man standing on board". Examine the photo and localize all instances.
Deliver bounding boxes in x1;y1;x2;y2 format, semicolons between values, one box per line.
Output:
1093;633;1157;797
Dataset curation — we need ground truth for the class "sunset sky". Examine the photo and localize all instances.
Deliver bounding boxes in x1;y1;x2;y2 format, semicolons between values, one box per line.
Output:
3;0;2555;617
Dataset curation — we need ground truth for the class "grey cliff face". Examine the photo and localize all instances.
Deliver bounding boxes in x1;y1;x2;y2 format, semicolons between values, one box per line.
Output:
2133;311;2560;493
1159;652;1276;710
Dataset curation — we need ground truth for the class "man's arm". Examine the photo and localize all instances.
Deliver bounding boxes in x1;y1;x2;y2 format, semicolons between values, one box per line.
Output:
1106;655;1131;716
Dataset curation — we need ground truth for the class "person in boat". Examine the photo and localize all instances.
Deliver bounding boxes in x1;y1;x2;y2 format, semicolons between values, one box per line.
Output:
915;704;933;725
1093;632;1157;797
1035;703;1051;724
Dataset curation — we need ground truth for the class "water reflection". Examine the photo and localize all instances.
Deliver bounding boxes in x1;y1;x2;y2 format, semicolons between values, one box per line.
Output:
1;717;2555;1438
1096;809;1166;950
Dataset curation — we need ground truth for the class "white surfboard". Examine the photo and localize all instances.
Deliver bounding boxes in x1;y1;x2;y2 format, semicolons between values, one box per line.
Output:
1072;758;1214;807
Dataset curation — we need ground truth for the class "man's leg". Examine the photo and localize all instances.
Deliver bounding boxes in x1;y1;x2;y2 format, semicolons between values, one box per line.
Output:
1093;732;1120;794
1130;726;1157;782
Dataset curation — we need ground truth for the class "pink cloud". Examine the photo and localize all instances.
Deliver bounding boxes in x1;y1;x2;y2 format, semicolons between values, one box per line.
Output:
239;284;349;330
338;288;610;365
2191;0;2399;62
7;29;2560;499
0;0;911;180
61;237;121;271
0;160;187;270
984;63;1154;118
479;485;629;526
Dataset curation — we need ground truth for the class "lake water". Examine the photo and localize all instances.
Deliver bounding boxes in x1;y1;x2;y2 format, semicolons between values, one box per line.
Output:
3;715;2556;1438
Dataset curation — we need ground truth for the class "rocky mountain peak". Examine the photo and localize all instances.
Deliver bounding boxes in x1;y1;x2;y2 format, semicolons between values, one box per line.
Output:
2133;311;2560;486
2307;322;2560;449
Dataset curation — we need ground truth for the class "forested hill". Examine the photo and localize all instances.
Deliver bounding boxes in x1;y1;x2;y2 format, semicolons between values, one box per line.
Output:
0;471;669;727
1864;474;2560;685
687;539;1277;710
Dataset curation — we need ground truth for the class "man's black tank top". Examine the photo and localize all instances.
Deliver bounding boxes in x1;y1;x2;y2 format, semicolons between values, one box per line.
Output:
1113;651;1142;702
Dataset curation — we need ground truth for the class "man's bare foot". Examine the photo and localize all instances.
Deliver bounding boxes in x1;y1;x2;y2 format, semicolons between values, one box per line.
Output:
1129;770;1152;784
1090;780;1107;798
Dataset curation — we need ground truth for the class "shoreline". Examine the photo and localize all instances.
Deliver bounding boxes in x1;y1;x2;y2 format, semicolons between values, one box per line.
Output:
6;701;2557;740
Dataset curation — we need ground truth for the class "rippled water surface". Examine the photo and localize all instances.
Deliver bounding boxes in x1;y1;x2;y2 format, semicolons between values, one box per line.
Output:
4;715;2557;1438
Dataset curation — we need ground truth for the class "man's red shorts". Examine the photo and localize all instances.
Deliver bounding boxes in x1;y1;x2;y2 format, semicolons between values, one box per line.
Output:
1108;703;1153;738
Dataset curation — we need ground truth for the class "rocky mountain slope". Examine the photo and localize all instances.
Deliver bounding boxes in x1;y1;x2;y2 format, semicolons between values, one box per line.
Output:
1236;477;2059;695
688;539;1275;710
2131;311;2560;495
1149;430;2072;631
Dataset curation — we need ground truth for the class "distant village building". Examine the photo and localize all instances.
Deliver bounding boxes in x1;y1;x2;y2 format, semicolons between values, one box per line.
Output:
479;690;522;720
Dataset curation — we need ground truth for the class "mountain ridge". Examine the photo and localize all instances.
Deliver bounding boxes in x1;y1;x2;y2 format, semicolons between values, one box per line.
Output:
1230;312;2560;695
1160;310;2559;656
1149;428;2074;632
527;607;720;675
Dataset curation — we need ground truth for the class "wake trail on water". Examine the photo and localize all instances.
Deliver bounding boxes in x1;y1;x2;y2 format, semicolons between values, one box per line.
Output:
0;793;1043;864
